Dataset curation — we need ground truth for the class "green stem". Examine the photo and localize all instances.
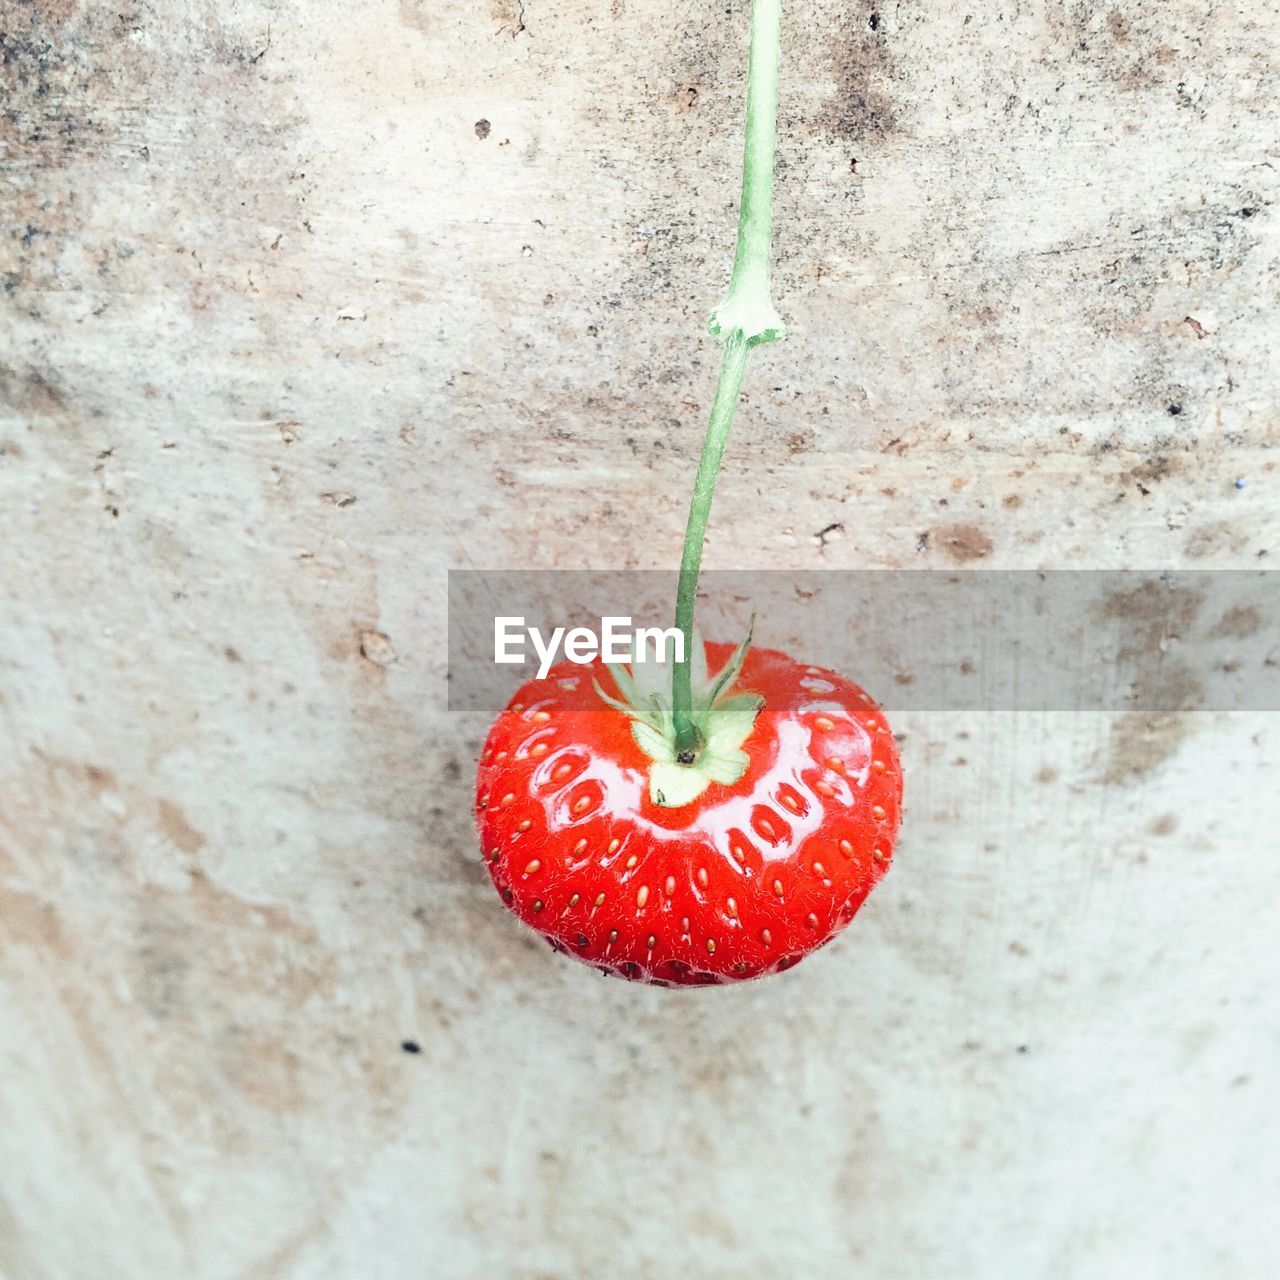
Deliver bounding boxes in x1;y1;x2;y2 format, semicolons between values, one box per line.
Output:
671;0;785;757
671;332;749;753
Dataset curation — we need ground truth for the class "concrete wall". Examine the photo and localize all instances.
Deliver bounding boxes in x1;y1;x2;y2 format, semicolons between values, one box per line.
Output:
1;2;1276;1276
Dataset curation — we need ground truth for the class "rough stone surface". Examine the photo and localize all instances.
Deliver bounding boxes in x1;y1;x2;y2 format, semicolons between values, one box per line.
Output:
1;2;1277;1277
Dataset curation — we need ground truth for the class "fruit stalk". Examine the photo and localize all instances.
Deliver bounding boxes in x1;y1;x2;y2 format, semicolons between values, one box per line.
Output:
671;0;785;757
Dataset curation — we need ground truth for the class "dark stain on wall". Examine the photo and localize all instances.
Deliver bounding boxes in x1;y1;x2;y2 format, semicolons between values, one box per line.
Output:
822;5;901;144
934;522;994;563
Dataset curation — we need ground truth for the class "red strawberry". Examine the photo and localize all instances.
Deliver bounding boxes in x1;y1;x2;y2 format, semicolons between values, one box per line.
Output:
476;3;905;984
475;637;902;985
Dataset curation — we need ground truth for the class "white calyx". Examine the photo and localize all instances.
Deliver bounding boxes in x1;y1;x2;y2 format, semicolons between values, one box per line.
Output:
594;626;763;809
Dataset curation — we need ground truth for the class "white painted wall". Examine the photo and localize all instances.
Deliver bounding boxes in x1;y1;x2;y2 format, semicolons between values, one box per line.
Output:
1;2;1277;1276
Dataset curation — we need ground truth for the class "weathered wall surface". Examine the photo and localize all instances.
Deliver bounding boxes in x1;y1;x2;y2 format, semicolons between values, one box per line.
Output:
1;2;1277;1277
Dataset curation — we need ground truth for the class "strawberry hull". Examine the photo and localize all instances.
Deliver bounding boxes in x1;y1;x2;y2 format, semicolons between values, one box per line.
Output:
475;643;903;985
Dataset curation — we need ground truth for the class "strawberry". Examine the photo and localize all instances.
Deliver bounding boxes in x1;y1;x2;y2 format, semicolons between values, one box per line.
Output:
477;0;906;983
475;635;902;985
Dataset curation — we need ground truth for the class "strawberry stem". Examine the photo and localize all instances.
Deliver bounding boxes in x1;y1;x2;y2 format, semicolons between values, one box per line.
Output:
671;0;785;757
